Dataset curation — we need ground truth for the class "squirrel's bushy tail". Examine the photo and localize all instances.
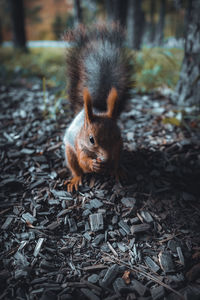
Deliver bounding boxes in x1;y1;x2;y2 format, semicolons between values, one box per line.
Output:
64;24;134;115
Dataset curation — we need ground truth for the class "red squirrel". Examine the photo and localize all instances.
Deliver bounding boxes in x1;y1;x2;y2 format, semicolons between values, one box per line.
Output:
63;24;133;192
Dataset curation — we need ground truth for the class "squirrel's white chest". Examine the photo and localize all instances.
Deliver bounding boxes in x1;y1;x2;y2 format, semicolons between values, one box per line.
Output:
63;109;84;149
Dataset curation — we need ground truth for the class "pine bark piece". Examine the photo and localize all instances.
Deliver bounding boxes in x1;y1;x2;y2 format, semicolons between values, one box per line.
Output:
158;251;174;273
1;216;13;229
90;199;103;208
102;264;119;288
113;277;127;294
83;232;92;241
46;220;60;230
151;285;165;300
92;234;104;246
80;288;100;300
130;223;150;234
22;212;37;224
15;269;28;279
89;213;104;232
145;256;160;273
131;279;147;296
118;220;131;235
33;238;45;257
68;218;77;232
121;197;136;208
117;242;128;253
39;259;55;271
88;274;99;284
176;247;185;265
140;211;153;223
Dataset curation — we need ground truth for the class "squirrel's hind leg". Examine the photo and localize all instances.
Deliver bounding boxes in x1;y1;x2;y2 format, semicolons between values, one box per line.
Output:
65;144;83;192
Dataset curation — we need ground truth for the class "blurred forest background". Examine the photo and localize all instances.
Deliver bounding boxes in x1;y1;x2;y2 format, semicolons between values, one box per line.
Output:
0;0;199;108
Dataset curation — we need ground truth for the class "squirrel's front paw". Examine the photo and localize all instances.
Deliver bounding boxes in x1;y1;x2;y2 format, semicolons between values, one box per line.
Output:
91;159;106;173
65;176;82;193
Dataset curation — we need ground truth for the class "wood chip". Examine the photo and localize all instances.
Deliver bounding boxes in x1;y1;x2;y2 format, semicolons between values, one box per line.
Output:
33;238;45;257
158;251;174;273
177;246;185;265
102;264;119;288
151;285;165;300
1;216;13;229
89;213;104;232
130;223;150;234
22;212;37;224
145;256;160;273
131;279;147;296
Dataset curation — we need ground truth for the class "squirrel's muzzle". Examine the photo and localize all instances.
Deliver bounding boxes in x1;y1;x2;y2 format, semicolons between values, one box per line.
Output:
97;150;111;163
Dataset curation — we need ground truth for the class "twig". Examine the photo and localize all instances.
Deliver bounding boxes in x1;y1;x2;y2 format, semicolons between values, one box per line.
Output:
107;241;118;257
102;252;184;300
0;208;11;215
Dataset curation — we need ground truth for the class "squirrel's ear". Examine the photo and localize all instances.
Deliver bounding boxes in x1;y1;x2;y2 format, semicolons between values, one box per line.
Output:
106;87;118;119
83;88;93;124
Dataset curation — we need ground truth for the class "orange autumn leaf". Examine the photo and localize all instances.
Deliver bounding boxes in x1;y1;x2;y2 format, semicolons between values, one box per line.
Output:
122;270;131;284
26;221;34;228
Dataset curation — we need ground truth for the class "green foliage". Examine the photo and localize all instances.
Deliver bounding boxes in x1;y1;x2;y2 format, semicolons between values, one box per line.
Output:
0;47;66;85
0;47;67;119
134;47;183;92
0;46;183;94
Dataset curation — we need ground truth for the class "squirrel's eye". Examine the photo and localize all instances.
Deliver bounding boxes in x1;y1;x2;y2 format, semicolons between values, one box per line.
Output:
89;136;95;145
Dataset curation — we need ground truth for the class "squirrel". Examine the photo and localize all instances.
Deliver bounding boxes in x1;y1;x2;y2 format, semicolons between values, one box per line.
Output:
63;24;133;192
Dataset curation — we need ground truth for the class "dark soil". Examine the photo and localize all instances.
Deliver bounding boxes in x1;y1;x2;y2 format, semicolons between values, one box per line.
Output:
0;79;200;300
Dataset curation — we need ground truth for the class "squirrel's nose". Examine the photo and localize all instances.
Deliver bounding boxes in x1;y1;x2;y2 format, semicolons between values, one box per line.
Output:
99;157;106;162
98;154;109;163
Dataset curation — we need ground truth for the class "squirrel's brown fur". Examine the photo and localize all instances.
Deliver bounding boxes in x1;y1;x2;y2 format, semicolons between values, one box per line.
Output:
63;24;133;192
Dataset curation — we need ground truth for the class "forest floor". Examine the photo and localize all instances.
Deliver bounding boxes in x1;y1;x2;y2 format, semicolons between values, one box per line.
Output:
0;76;200;300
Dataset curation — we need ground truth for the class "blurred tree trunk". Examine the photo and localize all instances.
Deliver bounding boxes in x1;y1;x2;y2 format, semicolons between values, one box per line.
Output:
149;0;156;44
105;0;128;28
175;0;200;106
105;0;113;22
157;0;166;45
127;0;144;50
0;19;2;45
74;0;82;25
9;0;27;50
183;0;192;38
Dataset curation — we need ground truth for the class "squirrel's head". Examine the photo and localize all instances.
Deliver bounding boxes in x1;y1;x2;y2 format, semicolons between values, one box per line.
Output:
82;87;121;162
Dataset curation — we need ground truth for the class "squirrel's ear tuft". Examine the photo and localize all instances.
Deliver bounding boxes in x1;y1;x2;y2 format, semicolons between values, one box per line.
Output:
106;87;118;119
83;88;93;124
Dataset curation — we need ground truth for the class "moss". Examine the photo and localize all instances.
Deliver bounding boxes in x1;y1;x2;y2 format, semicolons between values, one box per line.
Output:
0;46;183;92
134;47;184;92
0;47;65;85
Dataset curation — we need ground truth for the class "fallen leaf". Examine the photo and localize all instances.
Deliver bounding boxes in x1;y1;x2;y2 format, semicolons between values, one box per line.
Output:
122;270;131;284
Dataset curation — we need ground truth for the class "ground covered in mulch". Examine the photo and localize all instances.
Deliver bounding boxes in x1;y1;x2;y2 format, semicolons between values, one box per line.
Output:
0;78;200;300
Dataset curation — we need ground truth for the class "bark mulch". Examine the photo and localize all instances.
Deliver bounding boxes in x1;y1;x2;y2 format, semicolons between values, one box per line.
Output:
0;80;200;300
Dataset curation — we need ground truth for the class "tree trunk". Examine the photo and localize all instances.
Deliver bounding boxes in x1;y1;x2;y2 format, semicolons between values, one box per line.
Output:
175;0;200;106
157;0;166;46
105;0;113;23
127;0;144;50
74;0;82;25
9;0;27;50
105;0;128;28
149;0;156;44
0;19;3;45
183;0;192;38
